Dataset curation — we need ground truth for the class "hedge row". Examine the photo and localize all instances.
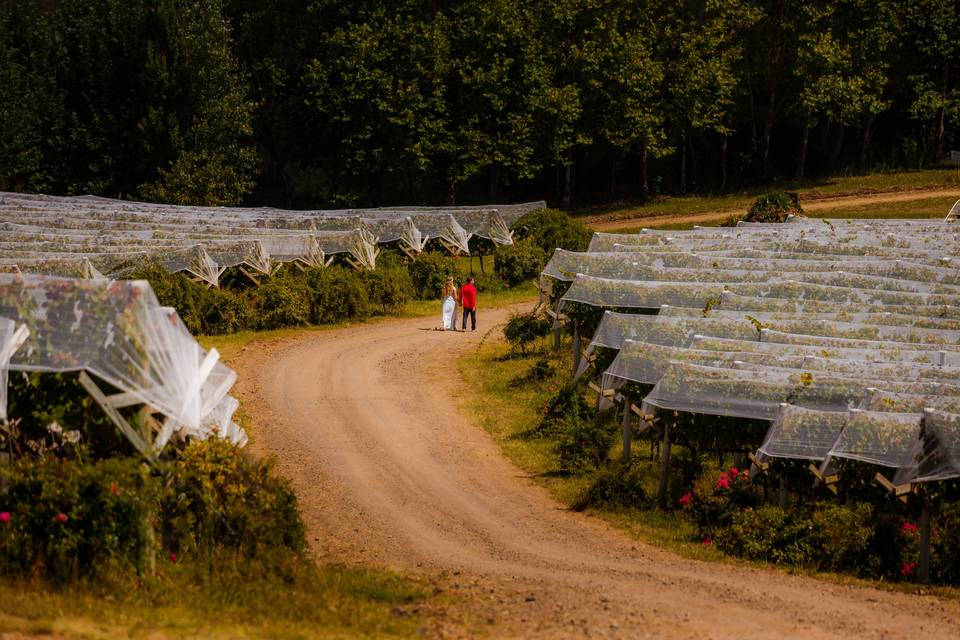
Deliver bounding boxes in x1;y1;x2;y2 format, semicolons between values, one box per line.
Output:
0;439;304;584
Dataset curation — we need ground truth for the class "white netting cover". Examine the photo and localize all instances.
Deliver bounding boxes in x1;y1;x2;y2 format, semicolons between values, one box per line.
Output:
757;405;849;462
0;274;237;440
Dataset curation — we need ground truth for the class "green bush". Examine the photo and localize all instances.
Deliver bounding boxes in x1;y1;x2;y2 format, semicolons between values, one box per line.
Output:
494;239;546;286
304;266;373;323
407;252;459;299
254;276;313;329
810;503;873;571
364;266;415;314
503;311;552;354
0;457;160;582
527;385;593;438
573;464;650;510
724;191;803;226
512;208;591;254
555;414;616;472
680;466;758;539
715;506;817;566
163;439;306;558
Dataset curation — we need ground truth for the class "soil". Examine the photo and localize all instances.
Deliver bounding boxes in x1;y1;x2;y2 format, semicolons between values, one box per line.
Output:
585;188;960;231
231;307;960;639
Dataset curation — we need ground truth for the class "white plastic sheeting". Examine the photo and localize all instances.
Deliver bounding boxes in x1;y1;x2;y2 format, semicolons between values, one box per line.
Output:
0;192;545;282
0;273;245;451
547;217;960;484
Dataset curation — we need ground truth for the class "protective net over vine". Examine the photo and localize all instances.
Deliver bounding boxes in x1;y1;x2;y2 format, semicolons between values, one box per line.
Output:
544;217;960;485
0;192;544;284
0;273;245;453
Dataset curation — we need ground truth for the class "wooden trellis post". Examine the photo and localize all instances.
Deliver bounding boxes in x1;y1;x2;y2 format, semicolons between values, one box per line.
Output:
621;392;633;464
658;419;672;508
571;321;581;379
919;497;932;584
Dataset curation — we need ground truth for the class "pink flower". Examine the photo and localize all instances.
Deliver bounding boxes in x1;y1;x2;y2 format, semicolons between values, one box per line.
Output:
715;474;730;491
109;482;120;496
0;512;9;523
678;492;692;507
729;467;739;479
702;537;713;546
901;561;917;577
169;553;178;563
55;513;68;523
902;522;918;535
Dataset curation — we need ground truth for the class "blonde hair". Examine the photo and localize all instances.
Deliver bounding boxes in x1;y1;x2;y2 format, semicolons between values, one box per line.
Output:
443;278;457;298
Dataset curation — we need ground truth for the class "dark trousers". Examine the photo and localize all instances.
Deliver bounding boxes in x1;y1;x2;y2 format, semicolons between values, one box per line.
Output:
462;307;476;330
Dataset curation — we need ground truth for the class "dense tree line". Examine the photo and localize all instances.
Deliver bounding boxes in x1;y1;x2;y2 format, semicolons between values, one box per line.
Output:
1;0;958;209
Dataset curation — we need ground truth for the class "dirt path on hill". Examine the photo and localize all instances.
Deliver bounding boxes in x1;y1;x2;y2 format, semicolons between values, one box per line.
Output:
230;309;960;639
586;187;960;231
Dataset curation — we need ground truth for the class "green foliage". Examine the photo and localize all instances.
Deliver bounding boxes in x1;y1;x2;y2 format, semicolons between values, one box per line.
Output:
573;463;650;511
746;191;804;222
680;466;758;539
554;414;617;472
714;505;818;566
0;457;160;582
303;266;373;324
253;276;312;329
0;439;307;585
528;384;593;439
494;239;546;286
512;209;591;254
163;439;305;558
503;311;552;355
407;252;459;299
364;266;415;314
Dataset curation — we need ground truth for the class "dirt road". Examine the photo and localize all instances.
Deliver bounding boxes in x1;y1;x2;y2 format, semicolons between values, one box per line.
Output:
586;188;960;231
232;309;960;639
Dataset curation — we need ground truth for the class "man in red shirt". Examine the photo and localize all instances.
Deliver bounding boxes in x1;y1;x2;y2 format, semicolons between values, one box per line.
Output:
460;277;478;331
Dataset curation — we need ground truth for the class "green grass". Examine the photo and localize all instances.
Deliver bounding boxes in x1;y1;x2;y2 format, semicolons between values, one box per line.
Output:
457;334;960;598
581;168;960;226
0;558;428;639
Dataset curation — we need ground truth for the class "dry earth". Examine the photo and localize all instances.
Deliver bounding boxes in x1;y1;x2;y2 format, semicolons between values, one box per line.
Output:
231;308;960;639
584;188;960;231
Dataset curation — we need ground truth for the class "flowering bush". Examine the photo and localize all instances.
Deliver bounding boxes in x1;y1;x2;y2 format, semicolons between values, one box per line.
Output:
681;467;758;540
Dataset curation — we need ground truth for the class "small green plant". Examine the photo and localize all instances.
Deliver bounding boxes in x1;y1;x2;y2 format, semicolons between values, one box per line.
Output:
573;463;650;510
511;208;591;254
503;311;552;354
554;414;617;472
494;239;546;286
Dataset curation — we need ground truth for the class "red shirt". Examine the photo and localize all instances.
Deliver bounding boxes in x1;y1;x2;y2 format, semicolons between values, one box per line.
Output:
460;283;477;309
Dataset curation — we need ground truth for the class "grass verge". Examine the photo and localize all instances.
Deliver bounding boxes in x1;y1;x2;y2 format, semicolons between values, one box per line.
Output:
456;332;960;598
0;557;427;639
585;168;960;229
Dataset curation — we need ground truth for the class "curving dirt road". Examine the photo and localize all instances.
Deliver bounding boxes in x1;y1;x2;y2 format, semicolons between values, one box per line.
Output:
232;308;960;639
585;188;960;231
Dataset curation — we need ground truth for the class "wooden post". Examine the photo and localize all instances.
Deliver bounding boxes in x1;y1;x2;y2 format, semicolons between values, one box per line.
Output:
621;393;633;464
553;326;561;351
571;321;581;379
658;420;672;507
778;475;787;509
919;498;932;584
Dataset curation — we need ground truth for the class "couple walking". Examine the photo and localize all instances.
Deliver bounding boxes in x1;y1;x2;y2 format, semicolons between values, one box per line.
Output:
440;276;477;331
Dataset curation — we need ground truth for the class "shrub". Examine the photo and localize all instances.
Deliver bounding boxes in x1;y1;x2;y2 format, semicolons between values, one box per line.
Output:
503;311;552;354
527;385;593;438
364;266;415;314
0;457;160;582
162;439;306;558
555;414;616;472
407;252;459;299
573;464;650;510
254;276;312;329
304;266;373;323
810;503;873;571
680;466;758;539
714;506;817;566
724;191;803;226
494;239;546;286
933;501;960;584
512;208;591;254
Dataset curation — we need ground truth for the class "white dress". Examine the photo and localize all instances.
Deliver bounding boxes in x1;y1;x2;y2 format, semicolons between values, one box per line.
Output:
441;294;456;330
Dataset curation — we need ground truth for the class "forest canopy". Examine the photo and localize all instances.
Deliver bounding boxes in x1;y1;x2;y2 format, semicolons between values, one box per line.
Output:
0;0;957;209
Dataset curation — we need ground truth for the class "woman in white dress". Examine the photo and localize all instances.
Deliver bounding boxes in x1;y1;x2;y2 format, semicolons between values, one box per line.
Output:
440;277;459;330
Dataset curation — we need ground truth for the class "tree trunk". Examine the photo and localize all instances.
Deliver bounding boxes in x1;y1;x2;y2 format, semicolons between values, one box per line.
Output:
720;133;728;190
762;83;777;176
657;421;672;508
679;130;688;194
640;146;650;198
562;151;574;211
829;122;846;170
445;176;456;206
487;164;499;203
919;498;932;584
621;393;633;464
796;114;810;182
860;114;875;170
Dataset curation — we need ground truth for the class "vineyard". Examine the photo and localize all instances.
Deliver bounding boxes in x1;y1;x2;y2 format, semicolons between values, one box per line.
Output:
537;209;960;583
